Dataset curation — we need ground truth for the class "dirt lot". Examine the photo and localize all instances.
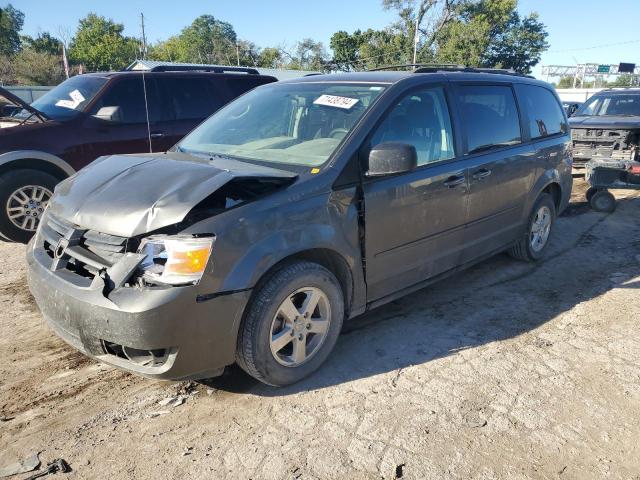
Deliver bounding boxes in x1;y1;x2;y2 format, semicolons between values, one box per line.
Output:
1;179;639;480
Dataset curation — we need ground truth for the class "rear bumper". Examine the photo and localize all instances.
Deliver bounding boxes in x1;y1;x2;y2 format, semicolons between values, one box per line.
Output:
26;239;251;380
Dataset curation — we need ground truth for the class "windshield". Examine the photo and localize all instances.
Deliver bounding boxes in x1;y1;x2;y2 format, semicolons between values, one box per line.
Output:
574;93;640;117
15;75;107;121
178;82;387;167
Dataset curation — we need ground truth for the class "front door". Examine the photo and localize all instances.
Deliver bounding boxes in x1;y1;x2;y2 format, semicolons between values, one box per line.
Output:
362;86;469;301
82;77;172;163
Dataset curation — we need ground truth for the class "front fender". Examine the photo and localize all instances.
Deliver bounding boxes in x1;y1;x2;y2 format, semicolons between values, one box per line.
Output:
186;188;366;315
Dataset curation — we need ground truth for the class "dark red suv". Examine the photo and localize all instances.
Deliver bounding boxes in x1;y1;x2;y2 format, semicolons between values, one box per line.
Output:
0;66;276;242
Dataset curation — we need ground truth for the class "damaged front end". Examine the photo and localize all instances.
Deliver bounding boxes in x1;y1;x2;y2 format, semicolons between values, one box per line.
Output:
571;128;640;170
26;152;296;379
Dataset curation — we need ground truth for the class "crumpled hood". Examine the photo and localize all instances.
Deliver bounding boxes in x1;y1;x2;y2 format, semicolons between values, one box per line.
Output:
48;152;297;237
569;115;640;130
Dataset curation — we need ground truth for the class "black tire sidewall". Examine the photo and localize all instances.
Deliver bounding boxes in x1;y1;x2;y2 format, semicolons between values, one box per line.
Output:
241;262;344;386
0;169;59;243
590;191;616;213
524;194;556;261
585;187;598;202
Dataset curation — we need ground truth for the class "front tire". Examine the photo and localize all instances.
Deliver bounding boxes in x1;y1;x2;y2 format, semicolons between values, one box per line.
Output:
0;169;58;243
509;193;556;262
236;261;344;386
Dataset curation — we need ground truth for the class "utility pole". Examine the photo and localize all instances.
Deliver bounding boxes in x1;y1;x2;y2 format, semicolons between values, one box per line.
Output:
412;15;420;64
140;13;148;60
236;43;240;66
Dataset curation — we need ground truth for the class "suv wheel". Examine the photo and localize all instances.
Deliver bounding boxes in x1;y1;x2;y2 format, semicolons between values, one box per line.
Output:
509;193;556;262
0;169;57;243
236;261;344;386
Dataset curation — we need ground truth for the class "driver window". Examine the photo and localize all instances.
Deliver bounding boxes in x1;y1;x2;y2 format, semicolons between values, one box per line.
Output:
370;87;455;166
90;78;147;124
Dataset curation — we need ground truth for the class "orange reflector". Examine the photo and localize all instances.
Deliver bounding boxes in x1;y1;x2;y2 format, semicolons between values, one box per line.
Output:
165;247;210;275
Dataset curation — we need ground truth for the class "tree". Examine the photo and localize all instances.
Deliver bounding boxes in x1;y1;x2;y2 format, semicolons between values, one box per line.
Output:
482;11;548;73
283;39;328;71
13;49;64;85
22;32;62;55
330;28;409;71
152;15;238;65
0;3;24;56
257;47;283;68
379;0;548;73
69;13;139;71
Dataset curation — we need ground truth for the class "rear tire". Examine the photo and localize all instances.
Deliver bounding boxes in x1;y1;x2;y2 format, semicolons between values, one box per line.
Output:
585;187;598;202
509;193;555;262
589;190;616;213
0;169;58;243
236;261;344;386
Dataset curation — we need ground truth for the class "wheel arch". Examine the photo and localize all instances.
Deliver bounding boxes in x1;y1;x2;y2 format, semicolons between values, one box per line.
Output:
251;248;355;319
0;151;75;180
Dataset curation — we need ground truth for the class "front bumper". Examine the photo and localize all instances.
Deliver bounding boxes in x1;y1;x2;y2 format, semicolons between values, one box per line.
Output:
26;239;251;380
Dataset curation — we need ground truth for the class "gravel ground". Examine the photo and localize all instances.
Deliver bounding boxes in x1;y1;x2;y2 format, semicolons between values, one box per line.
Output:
1;179;639;480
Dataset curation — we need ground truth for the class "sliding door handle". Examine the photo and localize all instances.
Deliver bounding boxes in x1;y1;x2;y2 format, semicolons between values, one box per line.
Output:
472;168;492;180
443;175;465;188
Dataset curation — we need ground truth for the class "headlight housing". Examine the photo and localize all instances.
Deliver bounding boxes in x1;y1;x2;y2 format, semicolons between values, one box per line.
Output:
137;235;214;286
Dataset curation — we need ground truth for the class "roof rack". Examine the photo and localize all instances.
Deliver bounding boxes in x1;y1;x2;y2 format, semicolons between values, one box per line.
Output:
148;65;260;75
413;65;534;78
369;63;461;72
369;63;534;78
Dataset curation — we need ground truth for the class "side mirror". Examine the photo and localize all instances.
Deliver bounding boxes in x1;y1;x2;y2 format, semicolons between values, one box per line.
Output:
367;142;417;177
93;106;122;123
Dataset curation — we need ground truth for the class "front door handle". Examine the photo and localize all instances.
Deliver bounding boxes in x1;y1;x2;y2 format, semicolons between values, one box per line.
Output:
443;174;465;188
472;168;492;180
150;132;165;139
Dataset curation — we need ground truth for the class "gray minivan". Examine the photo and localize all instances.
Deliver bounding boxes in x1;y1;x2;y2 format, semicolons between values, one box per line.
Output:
27;67;572;386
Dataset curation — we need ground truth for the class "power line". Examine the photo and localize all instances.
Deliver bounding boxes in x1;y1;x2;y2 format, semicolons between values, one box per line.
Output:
547;39;640;54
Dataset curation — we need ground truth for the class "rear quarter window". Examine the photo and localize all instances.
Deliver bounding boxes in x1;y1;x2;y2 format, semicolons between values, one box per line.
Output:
223;76;275;99
161;77;224;120
517;84;567;139
457;85;522;153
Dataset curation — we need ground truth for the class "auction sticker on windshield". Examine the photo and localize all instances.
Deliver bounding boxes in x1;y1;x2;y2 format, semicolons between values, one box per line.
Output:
55;89;85;110
313;94;359;110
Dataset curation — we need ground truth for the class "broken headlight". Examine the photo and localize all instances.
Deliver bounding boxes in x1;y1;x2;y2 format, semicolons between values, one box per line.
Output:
137;235;214;286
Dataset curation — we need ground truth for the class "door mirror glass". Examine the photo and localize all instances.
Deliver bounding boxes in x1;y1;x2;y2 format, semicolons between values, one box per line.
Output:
367;142;417;176
93;106;122;123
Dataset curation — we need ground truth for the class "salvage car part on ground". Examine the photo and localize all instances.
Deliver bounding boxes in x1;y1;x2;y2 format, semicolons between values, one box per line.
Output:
585;159;640;212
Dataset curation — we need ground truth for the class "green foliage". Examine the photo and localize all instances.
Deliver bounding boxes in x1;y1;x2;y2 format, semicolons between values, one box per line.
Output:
14;49;64;85
21;32;62;55
285;38;328;71
69;13;139;71
482;11;548;73
376;0;549;73
257;47;283;68
151;15;238;64
329;28;410;70
0;3;24;56
556;76;574;88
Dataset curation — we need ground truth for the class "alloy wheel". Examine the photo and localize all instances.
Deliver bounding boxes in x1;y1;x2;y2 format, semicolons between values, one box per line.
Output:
6;185;51;232
269;287;331;367
530;205;551;252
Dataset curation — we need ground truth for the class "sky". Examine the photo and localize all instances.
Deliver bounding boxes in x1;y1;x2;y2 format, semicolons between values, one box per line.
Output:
14;0;640;79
